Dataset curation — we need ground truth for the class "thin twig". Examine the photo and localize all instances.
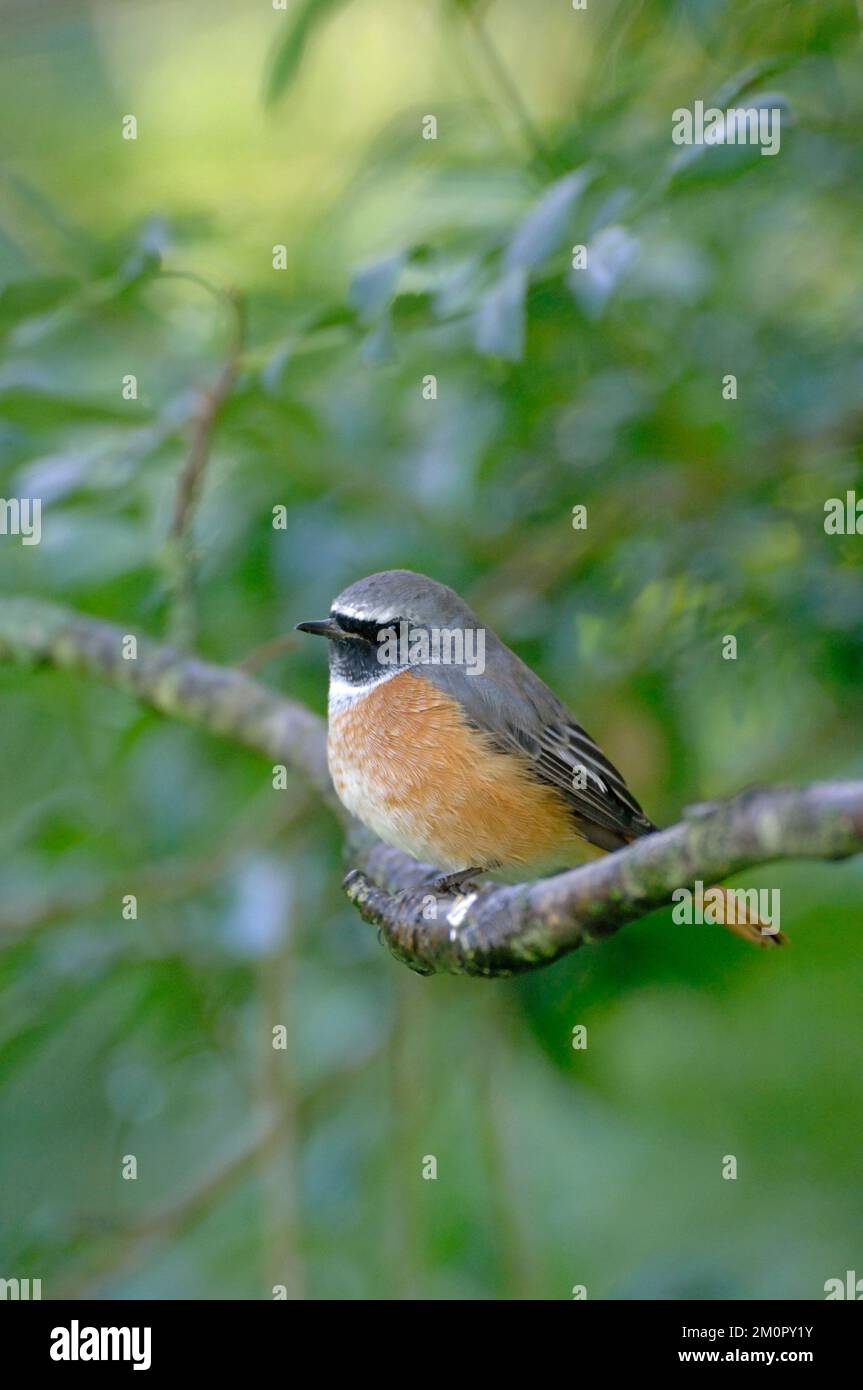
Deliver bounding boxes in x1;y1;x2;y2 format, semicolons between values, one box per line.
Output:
462;4;558;173
0;785;312;944
166;286;245;649
55;1120;282;1298
54;1051;387;1298
256;895;306;1300
238;632;304;675
387;971;425;1299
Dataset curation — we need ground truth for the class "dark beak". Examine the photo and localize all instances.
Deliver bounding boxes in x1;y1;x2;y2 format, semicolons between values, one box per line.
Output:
295;618;341;639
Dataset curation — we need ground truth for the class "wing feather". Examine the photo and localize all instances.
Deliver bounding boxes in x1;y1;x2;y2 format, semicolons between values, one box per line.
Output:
415;642;657;852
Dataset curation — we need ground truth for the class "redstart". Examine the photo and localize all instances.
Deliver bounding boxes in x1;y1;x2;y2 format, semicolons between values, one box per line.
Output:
297;568;654;875
297;569;781;944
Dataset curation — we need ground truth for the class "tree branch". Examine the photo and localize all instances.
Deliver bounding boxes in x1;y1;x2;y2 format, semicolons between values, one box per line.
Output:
0;596;333;805
343;782;863;975
2;596;861;978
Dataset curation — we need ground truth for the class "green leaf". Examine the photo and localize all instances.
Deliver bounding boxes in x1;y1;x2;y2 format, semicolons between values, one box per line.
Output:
0;385;150;428
0;276;79;336
504;168;590;274
711;57;794;110
263;0;351;107
359;315;395;365
474;268;526;361
349;250;406;323
569;225;639;319
668;94;792;186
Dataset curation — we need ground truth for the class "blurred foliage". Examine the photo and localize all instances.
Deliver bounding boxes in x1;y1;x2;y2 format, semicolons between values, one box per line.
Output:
0;0;862;1300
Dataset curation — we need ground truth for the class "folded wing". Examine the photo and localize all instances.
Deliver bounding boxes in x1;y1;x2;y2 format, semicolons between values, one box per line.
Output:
417;638;657;852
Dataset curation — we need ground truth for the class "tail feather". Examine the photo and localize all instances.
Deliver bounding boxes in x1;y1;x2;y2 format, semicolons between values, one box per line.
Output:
608;827;786;947
707;885;787;948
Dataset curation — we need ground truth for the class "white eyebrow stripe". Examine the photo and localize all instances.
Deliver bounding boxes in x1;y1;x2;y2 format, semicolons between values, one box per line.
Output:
328;667;400;711
332;603;396;623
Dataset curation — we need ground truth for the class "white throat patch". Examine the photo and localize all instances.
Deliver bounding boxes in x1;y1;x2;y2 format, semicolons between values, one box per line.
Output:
328;666;400;713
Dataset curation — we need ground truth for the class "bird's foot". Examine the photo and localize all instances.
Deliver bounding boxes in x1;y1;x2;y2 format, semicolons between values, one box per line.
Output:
431;866;486;896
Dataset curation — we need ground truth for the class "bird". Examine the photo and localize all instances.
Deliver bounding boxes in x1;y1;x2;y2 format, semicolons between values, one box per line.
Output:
297;569;782;945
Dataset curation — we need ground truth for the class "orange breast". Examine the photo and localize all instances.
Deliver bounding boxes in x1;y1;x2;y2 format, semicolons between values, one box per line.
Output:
328;670;584;873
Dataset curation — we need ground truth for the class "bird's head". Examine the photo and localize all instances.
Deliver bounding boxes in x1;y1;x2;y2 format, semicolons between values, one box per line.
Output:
296;569;484;690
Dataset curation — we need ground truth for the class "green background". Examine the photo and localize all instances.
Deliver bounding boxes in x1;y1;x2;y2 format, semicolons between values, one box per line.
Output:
1;0;861;1299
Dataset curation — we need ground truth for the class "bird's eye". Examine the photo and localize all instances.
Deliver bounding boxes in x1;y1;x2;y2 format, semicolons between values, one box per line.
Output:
335;613;393;643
